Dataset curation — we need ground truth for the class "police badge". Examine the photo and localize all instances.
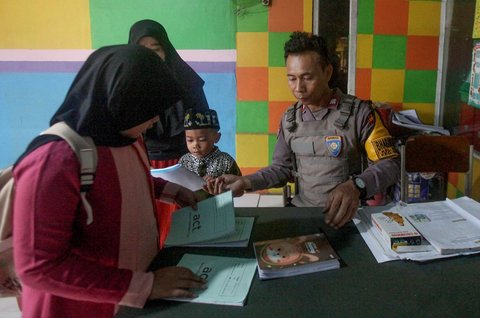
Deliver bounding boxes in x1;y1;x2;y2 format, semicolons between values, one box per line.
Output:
325;136;342;157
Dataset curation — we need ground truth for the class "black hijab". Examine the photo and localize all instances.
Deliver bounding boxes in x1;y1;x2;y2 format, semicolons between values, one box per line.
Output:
128;19;205;92
50;45;183;147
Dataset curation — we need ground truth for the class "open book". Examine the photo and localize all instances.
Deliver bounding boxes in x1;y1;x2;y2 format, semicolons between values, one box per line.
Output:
165;191;236;246
165;253;257;306
253;233;340;280
403;198;480;255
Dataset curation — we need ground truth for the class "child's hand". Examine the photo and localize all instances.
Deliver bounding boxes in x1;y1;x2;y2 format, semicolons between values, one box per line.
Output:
149;266;207;299
174;186;199;209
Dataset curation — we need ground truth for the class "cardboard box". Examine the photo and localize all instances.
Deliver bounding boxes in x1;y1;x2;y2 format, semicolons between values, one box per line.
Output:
371;211;422;250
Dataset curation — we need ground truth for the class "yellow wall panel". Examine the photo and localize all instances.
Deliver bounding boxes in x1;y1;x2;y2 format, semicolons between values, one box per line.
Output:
236;134;269;167
370;69;405;103
303;0;313;32
269;67;296;101
0;0;91;49
236;32;268;67
402;102;435;125
356;34;373;68
408;1;441;36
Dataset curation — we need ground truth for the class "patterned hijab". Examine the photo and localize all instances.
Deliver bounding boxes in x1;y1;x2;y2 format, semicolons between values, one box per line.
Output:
50;45;183;147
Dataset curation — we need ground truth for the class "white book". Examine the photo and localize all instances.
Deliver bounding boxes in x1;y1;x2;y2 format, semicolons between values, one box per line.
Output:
165;191;236;246
166;253;257;306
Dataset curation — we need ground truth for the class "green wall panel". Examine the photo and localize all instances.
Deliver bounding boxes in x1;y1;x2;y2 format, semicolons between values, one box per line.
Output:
373;35;407;69
236;2;268;32
357;0;374;34
89;0;236;49
269;32;291;67
404;70;437;103
236;101;268;133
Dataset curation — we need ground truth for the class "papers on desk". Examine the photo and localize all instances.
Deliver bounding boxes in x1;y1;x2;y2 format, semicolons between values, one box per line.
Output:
355;197;480;262
392;110;450;135
165;191;236;246
151;164;205;191
167;253;257;306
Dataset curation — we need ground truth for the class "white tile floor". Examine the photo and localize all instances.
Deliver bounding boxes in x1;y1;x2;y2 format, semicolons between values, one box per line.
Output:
0;297;21;317
0;195;283;317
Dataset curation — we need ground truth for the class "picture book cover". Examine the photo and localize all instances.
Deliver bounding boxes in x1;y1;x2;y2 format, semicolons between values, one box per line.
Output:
253;233;340;279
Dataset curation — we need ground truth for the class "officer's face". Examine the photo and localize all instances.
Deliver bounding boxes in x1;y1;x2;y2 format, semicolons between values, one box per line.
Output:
286;51;332;109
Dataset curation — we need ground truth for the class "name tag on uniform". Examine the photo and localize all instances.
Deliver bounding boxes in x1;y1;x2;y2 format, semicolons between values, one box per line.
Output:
325;136;342;157
291;140;315;154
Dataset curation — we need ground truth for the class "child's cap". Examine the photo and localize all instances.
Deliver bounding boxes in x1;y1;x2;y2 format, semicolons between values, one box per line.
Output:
184;108;220;130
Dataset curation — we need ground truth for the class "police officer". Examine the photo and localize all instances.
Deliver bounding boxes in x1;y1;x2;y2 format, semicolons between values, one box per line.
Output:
206;32;400;229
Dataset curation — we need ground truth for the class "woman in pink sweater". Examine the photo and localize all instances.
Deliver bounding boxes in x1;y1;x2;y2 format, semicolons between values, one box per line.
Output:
12;45;206;317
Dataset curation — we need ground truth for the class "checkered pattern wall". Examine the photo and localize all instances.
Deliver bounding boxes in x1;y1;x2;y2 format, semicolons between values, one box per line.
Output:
235;0;312;183
356;0;441;124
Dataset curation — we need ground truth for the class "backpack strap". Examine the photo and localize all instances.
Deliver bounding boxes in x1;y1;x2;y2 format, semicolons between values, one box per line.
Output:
40;122;97;225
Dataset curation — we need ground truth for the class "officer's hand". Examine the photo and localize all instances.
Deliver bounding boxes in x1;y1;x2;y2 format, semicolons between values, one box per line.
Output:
203;175;246;197
324;180;360;229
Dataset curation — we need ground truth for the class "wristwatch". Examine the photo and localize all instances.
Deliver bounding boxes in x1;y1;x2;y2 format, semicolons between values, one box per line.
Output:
351;176;367;199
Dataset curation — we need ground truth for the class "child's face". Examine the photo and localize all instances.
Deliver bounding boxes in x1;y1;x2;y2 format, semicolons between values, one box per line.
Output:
185;128;220;159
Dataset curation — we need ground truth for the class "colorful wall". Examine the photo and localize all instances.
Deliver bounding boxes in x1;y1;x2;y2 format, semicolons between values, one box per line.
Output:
356;0;440;124
1;0;478;200
0;0;237;168
355;0;479;200
234;0;312;190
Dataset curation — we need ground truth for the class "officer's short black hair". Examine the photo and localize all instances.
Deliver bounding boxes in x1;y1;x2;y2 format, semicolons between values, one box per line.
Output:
284;31;331;69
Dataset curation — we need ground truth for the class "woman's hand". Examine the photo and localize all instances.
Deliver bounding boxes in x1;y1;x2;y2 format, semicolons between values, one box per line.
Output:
149;266;207;299
174;186;199;209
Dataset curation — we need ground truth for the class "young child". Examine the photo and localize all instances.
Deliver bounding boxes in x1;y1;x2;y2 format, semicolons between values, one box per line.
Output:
179;108;241;179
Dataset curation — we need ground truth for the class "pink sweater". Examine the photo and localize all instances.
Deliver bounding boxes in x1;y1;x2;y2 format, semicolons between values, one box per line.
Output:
13;140;180;317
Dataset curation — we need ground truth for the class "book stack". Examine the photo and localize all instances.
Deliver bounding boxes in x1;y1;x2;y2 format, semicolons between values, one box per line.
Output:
253;233;340;280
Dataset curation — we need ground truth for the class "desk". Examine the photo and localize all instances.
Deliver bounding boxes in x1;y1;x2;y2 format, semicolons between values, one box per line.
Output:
116;207;480;318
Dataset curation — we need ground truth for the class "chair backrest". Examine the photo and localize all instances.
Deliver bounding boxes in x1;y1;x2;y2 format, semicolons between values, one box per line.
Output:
400;135;474;202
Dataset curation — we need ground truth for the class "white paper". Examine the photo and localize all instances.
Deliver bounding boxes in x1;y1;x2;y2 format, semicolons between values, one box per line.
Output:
151;164;206;191
392;111;450;135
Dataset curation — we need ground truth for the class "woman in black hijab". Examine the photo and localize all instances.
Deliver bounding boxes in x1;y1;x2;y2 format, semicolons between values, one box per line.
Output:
128;19;210;165
13;45;205;318
129;19;211;245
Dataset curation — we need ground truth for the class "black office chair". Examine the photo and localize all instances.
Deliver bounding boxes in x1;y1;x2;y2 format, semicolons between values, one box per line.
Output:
400;135;474;202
